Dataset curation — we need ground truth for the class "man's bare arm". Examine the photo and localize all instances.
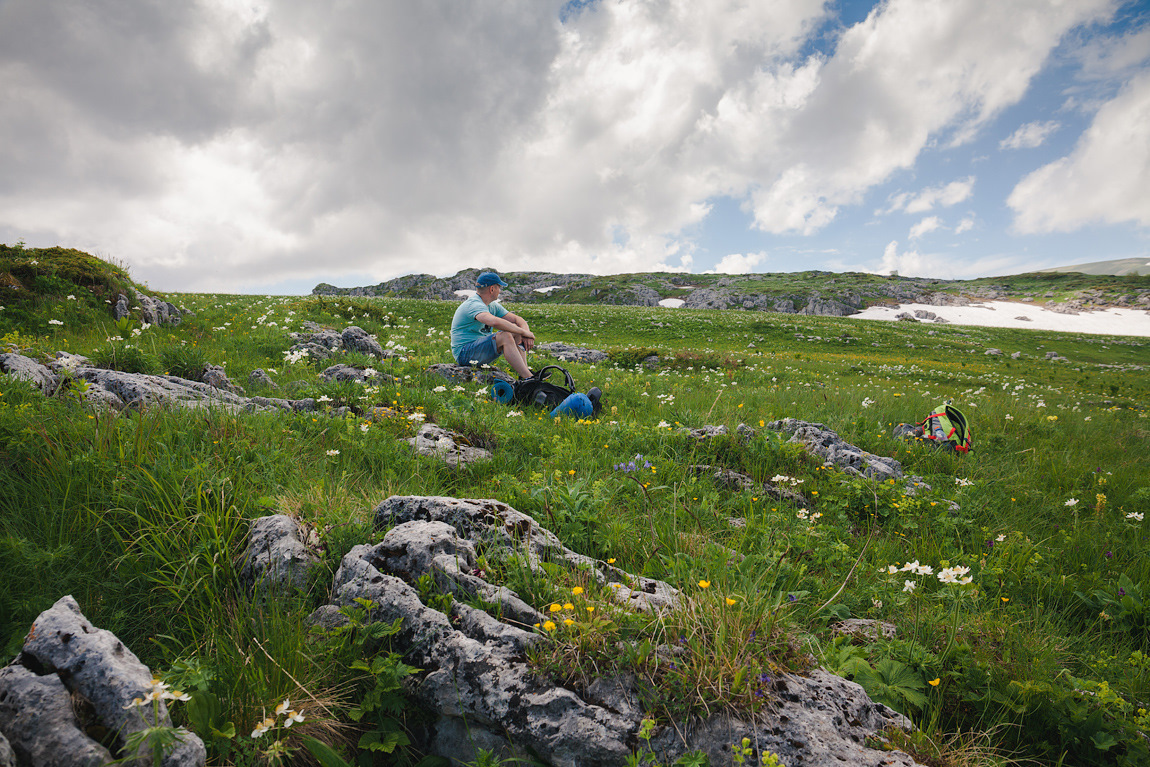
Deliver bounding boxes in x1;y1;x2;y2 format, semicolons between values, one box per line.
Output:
475;311;535;340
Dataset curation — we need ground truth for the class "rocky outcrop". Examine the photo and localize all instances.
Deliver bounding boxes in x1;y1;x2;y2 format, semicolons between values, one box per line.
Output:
372;496;679;614
769;418;902;480
0;596;206;767
132;289;185;327
0;353;59;395
240;515;321;595
0;353;320;414
301;495;922;766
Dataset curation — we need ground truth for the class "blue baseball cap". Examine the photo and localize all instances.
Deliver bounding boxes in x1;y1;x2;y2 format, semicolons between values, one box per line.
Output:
476;271;508;288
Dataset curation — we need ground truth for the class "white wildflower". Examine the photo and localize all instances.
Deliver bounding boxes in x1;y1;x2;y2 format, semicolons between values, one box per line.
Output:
325;449;340;456
1127;512;1144;522
1065;498;1078;507
903;580;917;593
433;385;447;393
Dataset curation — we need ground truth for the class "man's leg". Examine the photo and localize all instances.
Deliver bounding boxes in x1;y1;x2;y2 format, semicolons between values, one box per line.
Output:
495;331;532;378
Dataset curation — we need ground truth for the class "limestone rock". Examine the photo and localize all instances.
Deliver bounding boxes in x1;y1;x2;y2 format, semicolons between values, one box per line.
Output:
320;363;393;384
286;341;334;361
201;364;244;394
248;368;276;388
373;496;679;614
288;328;343;350
132;289;183;326
833;619;898;641
113;293;130;321
240;515;321;595
327;550;634;767
408;424;493;467
426;363;513;385
985;348;1002;356
647;670;921;766
769;419;902;480
537;342;609;364
341;326;385;359
1;595;206;767
0;353;59;395
0;664;113;766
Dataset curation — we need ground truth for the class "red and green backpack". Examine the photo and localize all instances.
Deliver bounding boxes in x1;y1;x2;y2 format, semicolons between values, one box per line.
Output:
918;403;972;453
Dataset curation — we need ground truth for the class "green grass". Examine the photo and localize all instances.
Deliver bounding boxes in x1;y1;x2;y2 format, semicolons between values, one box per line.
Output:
2;247;1150;765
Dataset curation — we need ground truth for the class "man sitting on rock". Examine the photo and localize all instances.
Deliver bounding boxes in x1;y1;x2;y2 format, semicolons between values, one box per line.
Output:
450;271;535;378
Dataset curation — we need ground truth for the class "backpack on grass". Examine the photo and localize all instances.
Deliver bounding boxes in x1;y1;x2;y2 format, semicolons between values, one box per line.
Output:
918;403;972;453
491;365;603;415
893;402;972;454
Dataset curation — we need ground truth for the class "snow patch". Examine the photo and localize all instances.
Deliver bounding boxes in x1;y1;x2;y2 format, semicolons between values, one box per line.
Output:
659;298;685;308
851;301;1150;337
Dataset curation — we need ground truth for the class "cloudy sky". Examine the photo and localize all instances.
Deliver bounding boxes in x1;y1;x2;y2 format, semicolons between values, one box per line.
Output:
2;0;1148;294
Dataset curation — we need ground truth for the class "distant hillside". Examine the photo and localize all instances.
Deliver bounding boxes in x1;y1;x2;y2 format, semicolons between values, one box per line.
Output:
1038;257;1150;277
314;267;1150;318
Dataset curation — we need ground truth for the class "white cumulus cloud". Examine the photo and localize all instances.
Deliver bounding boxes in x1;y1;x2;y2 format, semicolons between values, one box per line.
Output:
706;252;767;274
909;216;943;239
1000;120;1061;150
1008;70;1150;233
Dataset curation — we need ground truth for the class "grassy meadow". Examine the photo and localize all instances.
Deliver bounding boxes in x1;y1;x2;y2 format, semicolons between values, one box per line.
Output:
2;246;1150;766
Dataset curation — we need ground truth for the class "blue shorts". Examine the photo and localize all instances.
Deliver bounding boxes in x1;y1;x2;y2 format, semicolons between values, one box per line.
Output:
455;335;499;366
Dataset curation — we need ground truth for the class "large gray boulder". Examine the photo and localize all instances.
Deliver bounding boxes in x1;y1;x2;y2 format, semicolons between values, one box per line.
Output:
240;515;321;595
0;733;13;767
0;595;205;767
0;353;59;395
340;326;386;359
646;670;922;766
0;665;113;766
769;419;903;480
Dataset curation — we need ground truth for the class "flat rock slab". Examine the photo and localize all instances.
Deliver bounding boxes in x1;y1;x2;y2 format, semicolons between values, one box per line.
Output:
536;342;609;364
408;423;493;467
426;363;513;385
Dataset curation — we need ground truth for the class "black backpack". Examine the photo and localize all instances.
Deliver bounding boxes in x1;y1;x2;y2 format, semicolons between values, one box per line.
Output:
512;365;602;414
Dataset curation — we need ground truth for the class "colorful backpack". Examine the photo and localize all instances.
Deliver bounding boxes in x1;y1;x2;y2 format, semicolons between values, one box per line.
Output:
917;403;972;453
490;365;603;415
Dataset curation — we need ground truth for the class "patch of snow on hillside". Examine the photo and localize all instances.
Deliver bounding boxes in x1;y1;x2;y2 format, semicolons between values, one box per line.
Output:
659;298;685;308
852;301;1150;337
534;285;561;293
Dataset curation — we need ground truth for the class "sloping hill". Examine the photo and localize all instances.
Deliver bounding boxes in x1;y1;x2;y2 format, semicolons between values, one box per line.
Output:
1037;257;1150;277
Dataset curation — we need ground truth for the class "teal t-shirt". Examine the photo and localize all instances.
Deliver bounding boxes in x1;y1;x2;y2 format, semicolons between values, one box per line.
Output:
450;293;508;358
